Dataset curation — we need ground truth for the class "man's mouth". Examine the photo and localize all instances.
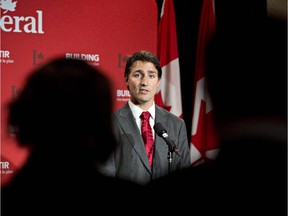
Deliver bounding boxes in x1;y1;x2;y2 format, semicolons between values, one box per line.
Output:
139;89;149;94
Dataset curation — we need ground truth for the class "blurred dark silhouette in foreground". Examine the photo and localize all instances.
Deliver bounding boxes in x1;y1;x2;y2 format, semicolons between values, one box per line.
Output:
1;58;143;215
146;16;287;215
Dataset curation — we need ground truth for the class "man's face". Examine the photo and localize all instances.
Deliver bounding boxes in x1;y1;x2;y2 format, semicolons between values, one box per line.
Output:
126;60;160;109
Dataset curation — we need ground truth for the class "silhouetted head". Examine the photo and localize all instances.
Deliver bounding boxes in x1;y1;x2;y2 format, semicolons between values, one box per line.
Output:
8;58;116;163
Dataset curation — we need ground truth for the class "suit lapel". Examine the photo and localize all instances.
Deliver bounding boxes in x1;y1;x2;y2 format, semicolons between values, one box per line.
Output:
117;103;152;171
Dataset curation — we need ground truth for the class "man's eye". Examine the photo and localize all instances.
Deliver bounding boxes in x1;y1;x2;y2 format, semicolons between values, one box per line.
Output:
149;74;155;78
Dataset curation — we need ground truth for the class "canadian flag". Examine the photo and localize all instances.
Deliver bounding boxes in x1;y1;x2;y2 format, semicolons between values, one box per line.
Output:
190;0;219;166
154;0;182;118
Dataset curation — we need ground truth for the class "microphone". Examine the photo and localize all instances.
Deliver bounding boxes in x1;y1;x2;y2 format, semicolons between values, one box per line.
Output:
153;122;179;154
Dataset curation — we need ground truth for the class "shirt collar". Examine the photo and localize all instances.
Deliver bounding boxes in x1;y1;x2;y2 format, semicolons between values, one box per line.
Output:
128;100;155;120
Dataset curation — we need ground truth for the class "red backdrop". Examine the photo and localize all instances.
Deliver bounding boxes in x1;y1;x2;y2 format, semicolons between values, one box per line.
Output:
0;0;157;186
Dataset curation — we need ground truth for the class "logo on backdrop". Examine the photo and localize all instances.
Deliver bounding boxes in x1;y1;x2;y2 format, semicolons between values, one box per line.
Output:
117;53;129;68
65;53;100;66
0;161;13;175
33;50;45;65
116;89;130;102
0;50;14;64
0;0;44;34
11;85;21;100
0;0;17;13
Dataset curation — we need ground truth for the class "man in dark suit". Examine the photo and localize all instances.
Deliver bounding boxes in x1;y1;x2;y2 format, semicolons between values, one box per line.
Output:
98;50;191;185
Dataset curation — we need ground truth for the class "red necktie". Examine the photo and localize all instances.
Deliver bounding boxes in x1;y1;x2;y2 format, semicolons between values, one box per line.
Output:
140;111;154;167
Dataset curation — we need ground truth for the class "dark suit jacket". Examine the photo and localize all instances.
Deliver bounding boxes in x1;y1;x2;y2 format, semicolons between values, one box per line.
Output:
98;103;191;185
